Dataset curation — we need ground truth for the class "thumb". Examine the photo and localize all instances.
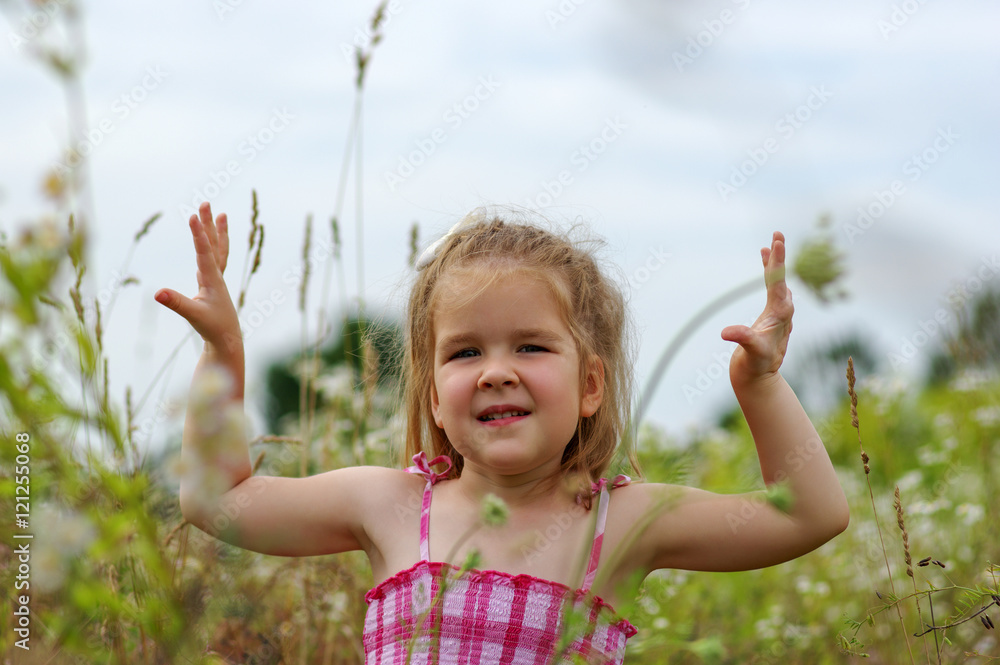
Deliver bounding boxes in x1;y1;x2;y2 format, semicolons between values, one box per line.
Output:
721;324;751;345
155;288;190;316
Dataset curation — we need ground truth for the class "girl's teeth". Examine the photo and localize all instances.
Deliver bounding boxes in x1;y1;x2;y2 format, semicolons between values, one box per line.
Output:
482;410;526;421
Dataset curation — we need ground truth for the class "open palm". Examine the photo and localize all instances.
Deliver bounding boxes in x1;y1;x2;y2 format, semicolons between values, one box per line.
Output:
721;231;794;384
155;203;241;355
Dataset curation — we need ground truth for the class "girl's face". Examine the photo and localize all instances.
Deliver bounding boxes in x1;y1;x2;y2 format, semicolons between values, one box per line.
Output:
429;271;603;479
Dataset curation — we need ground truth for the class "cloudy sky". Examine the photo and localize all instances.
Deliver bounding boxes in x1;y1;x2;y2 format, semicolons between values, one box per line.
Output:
1;0;997;451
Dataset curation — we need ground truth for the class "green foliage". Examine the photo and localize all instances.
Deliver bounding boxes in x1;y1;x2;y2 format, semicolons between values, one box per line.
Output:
4;2;997;661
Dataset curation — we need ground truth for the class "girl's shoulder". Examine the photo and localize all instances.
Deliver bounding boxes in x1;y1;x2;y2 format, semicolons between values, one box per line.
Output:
340;464;427;504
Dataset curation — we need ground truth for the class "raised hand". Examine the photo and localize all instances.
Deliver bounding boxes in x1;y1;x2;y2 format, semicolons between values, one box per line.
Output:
720;232;793;385
155;203;242;356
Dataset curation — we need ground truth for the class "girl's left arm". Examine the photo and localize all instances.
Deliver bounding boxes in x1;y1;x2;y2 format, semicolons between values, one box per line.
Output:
629;232;849;573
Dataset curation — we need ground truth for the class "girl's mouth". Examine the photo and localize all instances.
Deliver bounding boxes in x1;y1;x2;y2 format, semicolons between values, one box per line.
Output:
477;409;530;423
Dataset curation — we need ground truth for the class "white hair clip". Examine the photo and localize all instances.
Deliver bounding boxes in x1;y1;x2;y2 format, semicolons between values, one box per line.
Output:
414;208;489;270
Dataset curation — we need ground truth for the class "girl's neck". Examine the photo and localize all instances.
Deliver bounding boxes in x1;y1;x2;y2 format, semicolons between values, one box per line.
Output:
454;462;574;511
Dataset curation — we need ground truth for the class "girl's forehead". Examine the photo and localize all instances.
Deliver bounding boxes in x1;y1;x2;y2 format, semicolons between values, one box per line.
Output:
432;266;567;315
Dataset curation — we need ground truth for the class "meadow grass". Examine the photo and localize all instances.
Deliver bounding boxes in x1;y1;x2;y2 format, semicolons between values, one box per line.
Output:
2;1;998;662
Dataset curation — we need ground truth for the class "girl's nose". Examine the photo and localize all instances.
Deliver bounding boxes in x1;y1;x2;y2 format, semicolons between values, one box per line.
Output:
478;360;519;390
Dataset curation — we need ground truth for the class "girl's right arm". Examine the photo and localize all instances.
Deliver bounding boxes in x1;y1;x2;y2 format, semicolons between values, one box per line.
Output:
156;203;412;557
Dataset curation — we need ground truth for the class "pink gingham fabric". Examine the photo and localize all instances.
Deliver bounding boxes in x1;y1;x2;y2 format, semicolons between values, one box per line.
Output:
363;454;637;664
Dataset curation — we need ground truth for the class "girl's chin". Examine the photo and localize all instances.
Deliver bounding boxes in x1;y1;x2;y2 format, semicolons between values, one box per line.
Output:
457;445;563;476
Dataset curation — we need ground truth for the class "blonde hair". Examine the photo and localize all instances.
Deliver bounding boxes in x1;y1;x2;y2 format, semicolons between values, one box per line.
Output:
403;210;639;504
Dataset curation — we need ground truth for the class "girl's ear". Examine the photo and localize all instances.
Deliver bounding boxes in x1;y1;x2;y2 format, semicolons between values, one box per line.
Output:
580;355;604;418
430;383;444;429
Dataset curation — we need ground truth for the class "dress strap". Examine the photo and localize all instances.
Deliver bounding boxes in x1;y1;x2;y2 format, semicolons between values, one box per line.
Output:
581;474;631;593
405;452;453;562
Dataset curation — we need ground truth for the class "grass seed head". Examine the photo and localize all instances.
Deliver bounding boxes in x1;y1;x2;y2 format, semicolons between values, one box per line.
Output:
893;486;913;578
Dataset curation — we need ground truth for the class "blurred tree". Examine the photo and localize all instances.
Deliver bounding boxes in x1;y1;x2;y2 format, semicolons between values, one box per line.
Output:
263;316;402;433
927;288;1000;386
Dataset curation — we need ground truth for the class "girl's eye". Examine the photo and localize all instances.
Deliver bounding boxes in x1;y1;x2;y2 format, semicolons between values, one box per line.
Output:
520;344;547;353
451;348;479;359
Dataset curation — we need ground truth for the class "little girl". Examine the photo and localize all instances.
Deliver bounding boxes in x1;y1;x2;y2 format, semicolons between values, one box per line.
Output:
156;203;849;664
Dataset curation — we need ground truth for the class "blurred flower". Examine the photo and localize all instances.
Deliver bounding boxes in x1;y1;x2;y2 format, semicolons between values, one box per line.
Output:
638;595;660;615
950;368;997;392
189;365;235;436
908;498;950;515
956;502;984;526
33;505;97;593
973;406;1000;427
933;413;954;431
917;446;947;467
314;366;355;401
896;470;923;493
480;493;509;527
461;549;482;573
766;481;794;514
323;591;349;622
792;216;847;303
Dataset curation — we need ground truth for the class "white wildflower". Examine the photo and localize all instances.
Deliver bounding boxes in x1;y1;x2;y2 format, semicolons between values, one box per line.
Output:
950;368;997;392
956;503;984;526
933;413;954;431
973;406;1000;427
908;498;950;515
314;366;355;401
897;470;923;493
189;365;235;436
33;505;97;593
917;446;947;466
639;595;660;615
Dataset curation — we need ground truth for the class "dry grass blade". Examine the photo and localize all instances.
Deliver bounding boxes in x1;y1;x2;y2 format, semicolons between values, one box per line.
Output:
299;214;312;313
238;190;264;311
133;212;161;242
848;357;915;664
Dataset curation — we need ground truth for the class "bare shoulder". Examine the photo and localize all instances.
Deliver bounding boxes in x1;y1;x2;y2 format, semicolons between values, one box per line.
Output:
191;464;425;558
602;481;729;574
606;480;832;574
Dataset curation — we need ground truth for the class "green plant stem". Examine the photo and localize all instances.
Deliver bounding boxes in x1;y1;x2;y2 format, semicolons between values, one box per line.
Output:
632;276;760;427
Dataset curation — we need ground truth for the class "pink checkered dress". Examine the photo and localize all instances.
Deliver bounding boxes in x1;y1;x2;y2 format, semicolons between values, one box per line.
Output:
363;454;637;664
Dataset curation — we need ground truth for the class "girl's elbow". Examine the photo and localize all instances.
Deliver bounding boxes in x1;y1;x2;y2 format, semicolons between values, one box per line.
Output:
827;496;850;538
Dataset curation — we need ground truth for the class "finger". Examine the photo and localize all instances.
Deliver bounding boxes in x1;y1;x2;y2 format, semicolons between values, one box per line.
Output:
764;233;787;301
190;215;223;289
216;212;229;274
200;202;220;258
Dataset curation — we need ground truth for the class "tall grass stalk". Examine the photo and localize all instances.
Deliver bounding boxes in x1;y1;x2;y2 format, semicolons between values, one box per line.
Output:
847;356;915;664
